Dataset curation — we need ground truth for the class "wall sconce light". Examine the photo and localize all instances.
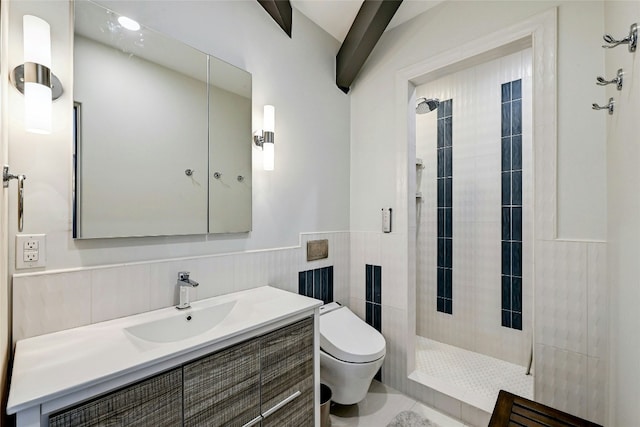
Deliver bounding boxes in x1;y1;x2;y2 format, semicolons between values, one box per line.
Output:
9;15;64;134
253;105;275;171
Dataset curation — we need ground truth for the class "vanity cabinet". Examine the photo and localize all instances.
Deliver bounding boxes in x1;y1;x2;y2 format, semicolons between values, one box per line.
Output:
48;368;183;427
183;317;314;426
46;317;314;427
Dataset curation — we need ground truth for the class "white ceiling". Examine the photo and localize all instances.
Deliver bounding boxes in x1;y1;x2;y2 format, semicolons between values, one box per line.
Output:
290;0;444;43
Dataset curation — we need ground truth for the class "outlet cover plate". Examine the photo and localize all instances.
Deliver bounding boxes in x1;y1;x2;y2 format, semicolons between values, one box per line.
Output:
16;234;46;269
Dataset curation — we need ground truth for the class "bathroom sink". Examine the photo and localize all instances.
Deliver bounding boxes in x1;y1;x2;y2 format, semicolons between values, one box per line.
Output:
125;301;236;343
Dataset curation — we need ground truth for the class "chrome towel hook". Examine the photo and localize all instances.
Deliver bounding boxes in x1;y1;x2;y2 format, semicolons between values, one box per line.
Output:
592;97;615;115
602;23;637;52
596;68;624;91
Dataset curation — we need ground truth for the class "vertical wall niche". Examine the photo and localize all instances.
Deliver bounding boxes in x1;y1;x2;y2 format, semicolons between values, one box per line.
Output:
437;100;453;315
501;79;523;331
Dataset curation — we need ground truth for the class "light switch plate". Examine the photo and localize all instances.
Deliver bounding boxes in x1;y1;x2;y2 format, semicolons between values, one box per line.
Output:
16;234;46;269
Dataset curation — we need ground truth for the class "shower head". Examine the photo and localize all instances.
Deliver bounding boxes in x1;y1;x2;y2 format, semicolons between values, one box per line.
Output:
416;97;439;114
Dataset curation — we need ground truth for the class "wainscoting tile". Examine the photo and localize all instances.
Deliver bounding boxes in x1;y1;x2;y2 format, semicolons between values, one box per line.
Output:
535;240;588;355
587;356;607;426
13;271;92;342
91;264;151;323
535;344;588;420
587;242;608;359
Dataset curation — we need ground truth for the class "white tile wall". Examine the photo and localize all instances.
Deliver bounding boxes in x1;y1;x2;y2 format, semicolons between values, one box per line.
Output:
12;231;350;343
414;49;533;366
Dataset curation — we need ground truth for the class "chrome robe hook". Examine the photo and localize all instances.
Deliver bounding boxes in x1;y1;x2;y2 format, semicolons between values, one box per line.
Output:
596;69;623;91
602;23;637;52
592;97;615;115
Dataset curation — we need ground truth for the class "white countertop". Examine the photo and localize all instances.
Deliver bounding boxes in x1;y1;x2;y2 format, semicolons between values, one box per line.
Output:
7;286;321;415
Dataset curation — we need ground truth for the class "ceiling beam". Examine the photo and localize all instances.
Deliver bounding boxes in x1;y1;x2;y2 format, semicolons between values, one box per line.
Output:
336;0;402;93
257;0;293;38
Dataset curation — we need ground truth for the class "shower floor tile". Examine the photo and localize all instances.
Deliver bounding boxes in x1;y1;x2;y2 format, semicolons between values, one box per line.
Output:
413;336;533;413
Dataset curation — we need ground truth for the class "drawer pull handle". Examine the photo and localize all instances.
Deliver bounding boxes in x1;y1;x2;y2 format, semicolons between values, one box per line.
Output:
261;390;302;418
242;414;263;427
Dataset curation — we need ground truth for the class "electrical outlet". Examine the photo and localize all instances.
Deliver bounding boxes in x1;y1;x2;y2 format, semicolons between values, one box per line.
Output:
24;250;38;262
24;240;39;250
16;234;46;269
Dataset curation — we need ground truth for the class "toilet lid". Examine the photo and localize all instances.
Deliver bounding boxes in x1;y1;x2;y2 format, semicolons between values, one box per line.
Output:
320;306;386;363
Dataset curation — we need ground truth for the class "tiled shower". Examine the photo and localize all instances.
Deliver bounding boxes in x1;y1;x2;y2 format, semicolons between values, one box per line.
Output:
414;49;534;405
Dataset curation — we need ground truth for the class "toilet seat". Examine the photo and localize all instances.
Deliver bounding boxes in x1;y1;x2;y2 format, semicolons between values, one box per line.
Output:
320;305;386;364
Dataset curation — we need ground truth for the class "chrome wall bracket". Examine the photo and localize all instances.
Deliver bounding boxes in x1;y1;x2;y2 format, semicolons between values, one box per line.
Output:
9;63;64;100
596;68;624;91
602;23;637;52
592;97;615;115
253;130;274;147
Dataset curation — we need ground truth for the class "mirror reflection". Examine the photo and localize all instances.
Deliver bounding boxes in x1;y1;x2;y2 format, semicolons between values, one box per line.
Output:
73;0;252;238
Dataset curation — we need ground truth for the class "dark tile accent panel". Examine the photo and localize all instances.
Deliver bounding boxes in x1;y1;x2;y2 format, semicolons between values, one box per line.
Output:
298;266;334;304
501;78;523;331
436;98;454;315
364;264;383;380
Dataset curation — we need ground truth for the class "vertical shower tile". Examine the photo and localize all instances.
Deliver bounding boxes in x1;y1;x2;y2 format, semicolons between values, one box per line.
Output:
321;267;329;303
512;99;522;135
437;178;445;207
512;207;522;241
298;271;306;296
314;268;322;299
502;207;511;241
366;264;373;302
512;277;522;312
501;103;511;136
444;208;452;238
501;310;511;328
512;312;522;330
366;301;373;325
501;82;511;102
437;268;445;297
501;172;511;205
444;239;452;269
438;209;445;238
502;242;512;275
437;149;445;177
511;79;522;100
444;147;452;176
327;266;334;303
437;119;445;147
511;242;522;277
445;177;452;206
305;270;314;297
512;135;522;170
373;265;382;304
501;276;512;310
512;171;522;205
501;137;511;171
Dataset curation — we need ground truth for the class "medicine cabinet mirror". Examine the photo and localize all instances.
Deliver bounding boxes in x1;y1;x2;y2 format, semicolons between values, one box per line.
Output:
73;0;252;238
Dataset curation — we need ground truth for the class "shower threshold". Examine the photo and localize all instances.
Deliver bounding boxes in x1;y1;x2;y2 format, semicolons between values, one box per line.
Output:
409;336;533;414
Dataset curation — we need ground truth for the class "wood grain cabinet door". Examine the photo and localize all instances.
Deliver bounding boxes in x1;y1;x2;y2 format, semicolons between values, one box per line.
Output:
260;317;314;427
183;339;261;427
48;368;183;427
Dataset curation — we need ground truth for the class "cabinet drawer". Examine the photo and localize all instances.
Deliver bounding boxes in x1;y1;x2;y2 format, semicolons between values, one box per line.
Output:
183;339;261;426
48;368;182;427
261;317;314;427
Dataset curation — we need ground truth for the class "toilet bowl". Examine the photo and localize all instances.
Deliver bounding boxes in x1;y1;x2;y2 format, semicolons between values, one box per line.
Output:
319;302;386;405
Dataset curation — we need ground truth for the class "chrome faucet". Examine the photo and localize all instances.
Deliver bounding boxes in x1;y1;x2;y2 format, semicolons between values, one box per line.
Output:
176;271;199;310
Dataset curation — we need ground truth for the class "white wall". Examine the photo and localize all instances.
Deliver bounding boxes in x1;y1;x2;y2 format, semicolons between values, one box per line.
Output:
605;1;640;425
5;0;350;271
351;0;606;240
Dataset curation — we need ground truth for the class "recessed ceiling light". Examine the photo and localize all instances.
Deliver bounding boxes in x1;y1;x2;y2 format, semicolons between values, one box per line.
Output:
118;16;140;31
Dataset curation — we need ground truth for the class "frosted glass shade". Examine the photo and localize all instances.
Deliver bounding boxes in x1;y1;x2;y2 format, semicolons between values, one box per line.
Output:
23;15;51;67
263;142;274;171
24;83;52;134
23;15;52;134
263;105;275;133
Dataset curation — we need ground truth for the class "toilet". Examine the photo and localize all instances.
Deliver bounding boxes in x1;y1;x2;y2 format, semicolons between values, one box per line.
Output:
319;302;386;405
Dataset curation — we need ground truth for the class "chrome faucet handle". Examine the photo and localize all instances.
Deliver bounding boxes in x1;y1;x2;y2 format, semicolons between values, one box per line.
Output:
178;271;190;281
